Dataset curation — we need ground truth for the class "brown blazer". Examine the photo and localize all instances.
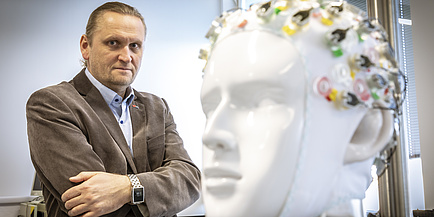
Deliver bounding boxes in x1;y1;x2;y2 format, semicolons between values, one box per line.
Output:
26;69;201;217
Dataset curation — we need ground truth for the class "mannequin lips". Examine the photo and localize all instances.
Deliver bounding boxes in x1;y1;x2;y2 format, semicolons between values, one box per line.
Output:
204;167;242;194
204;167;242;178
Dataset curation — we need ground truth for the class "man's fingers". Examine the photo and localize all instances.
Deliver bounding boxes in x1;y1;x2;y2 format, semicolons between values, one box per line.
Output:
67;203;89;217
64;171;102;202
82;211;100;217
61;185;81;203
61;172;128;217
69;171;100;183
63;192;84;210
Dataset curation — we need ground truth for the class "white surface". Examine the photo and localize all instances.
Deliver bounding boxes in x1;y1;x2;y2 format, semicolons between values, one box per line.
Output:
0;196;35;217
0;206;21;217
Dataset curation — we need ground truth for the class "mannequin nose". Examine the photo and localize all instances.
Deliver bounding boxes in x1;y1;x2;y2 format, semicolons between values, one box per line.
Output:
203;129;236;151
202;103;236;152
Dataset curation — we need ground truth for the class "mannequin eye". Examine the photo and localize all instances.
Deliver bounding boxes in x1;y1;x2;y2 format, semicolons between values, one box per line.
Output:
201;88;222;117
257;98;278;108
206;110;216;119
202;103;214;117
201;98;221;118
252;90;286;109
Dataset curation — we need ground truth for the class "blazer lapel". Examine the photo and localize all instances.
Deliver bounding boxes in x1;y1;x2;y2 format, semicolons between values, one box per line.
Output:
130;93;150;172
71;70;138;173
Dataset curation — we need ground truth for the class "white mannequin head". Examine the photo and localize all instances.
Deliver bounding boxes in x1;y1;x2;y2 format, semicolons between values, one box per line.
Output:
199;1;404;216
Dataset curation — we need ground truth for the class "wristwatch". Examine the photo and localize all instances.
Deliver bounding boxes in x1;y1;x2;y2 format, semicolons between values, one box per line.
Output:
127;174;145;204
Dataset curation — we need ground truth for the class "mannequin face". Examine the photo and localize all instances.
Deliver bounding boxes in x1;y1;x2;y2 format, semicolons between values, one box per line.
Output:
200;2;398;216
199;30;390;217
200;31;306;216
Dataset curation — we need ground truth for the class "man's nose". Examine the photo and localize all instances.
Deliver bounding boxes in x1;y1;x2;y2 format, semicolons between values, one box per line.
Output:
118;46;132;63
202;102;236;152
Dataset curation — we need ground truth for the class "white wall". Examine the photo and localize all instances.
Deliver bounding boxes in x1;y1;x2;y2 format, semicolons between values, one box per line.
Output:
410;0;434;210
0;0;219;198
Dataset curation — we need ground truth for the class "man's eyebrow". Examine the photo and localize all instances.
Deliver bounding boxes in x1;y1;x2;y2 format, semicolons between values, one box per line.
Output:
103;35;121;41
131;39;143;45
103;35;143;43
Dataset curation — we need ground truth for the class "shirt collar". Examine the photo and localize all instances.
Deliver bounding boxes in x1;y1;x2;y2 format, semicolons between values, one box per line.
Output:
84;68;135;106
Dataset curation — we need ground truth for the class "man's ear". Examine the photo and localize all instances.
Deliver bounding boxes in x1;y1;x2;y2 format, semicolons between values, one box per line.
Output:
80;34;90;61
344;103;394;164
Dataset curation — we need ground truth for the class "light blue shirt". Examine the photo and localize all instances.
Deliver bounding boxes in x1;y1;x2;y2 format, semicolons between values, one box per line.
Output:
85;69;134;155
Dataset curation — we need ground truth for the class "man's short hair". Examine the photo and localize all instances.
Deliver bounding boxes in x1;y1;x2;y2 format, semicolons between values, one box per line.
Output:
86;1;146;44
83;1;146;67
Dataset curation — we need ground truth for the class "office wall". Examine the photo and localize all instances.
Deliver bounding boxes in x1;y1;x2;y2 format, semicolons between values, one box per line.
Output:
410;0;434;209
0;0;219;197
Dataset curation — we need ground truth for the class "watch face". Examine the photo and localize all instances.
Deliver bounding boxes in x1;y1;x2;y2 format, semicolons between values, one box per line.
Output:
133;187;144;203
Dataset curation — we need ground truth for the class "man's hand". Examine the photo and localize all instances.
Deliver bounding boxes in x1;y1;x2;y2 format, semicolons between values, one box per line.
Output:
61;172;132;217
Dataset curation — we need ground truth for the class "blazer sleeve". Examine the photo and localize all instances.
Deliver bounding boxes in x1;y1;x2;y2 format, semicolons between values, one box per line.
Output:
26;86;106;213
136;98;201;217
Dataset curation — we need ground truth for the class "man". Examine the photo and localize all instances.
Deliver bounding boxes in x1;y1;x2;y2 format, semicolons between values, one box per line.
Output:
26;2;200;217
199;1;403;216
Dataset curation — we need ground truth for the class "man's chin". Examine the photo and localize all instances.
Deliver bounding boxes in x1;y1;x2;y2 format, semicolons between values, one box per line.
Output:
114;79;133;86
112;68;134;77
111;74;135;85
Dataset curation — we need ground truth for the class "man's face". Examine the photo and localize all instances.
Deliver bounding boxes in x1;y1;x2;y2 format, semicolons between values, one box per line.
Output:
200;31;306;216
81;11;145;95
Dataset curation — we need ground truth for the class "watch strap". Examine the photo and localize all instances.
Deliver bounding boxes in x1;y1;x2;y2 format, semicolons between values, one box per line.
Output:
127;174;145;204
128;174;142;187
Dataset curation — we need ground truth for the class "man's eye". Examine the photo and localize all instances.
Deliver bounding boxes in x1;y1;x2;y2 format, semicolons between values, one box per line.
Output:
108;41;118;46
130;43;140;49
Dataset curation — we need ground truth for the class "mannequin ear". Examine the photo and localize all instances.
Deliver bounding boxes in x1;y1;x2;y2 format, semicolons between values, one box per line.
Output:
344;104;394;164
